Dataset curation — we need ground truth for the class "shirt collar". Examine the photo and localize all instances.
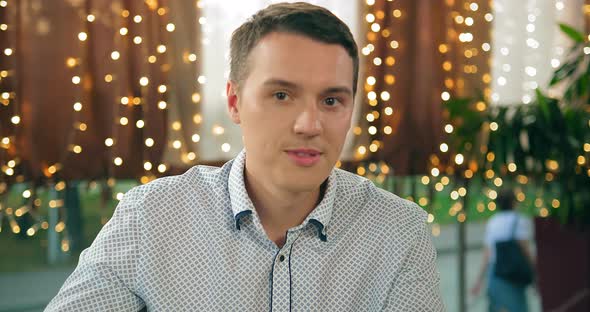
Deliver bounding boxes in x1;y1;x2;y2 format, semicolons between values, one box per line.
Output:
228;149;337;242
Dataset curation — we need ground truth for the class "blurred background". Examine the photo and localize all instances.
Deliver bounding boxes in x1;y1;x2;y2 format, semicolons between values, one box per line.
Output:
1;0;589;311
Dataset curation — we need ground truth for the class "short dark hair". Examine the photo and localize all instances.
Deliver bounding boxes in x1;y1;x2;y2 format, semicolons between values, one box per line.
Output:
230;2;359;94
497;189;515;211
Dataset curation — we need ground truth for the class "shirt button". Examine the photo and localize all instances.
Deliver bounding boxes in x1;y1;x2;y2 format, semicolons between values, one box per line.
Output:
279;255;286;262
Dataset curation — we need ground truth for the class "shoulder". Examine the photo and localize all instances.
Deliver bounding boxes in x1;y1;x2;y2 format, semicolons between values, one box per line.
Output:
332;169;427;237
122;162;231;209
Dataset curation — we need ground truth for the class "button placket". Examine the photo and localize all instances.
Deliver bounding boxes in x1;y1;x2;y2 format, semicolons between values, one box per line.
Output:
270;230;300;311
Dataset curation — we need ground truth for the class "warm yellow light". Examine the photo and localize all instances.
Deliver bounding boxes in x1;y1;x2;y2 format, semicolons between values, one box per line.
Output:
144;162;152;171
440;143;449;153
119;27;128;36
192;93;201;103
10;115;20;124
476;101;487;111
380;91;390;101
173;140;182;149
431;168;440;177
490;122;499;131
72;76;81;84
139;77;149;86
66;57;77;67
166;23;175;32
222;143;231;153
87;14;95;22
73;102;82;111
442;61;452;71
357;146;367;155
368;126;377;135
421;176;430;185
148;55;157;63
188;53;197;62
111;51;120;60
136;120;145;128
371;23;380;32
157;45;167;53
383;126;392;135
114;157;123;166
455;153;464;165
133;36;142;44
158;85;167;93
158;164;167;173
508;163;517;172
145;138;154;147
392;9;402;18
172;121;182;131
72;145;82;154
104;138;114;147
212;125;225;135
444;124;454;133
134;15;142;23
158;101;167;109
104;74;113;82
193;114;202;124
78;32;87;41
119;117;128;125
192;134;201;142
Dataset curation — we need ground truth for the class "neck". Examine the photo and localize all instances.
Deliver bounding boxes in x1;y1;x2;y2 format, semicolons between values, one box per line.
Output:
244;166;322;247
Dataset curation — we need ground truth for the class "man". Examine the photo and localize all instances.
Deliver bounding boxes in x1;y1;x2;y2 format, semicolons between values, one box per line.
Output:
46;2;444;311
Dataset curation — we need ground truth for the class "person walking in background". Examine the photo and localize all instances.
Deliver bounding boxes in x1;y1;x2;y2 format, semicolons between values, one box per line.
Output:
471;189;536;312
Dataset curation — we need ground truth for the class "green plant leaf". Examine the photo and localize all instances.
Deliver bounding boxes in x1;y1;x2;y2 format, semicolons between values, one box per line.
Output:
559;23;586;43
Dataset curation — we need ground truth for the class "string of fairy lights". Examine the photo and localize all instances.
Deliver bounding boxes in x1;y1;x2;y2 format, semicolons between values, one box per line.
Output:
0;1;203;243
0;0;18;182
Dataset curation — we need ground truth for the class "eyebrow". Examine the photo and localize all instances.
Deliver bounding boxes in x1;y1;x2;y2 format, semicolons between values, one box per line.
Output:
262;78;353;97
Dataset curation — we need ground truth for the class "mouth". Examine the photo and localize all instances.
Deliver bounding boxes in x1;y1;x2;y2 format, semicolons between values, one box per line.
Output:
284;149;323;167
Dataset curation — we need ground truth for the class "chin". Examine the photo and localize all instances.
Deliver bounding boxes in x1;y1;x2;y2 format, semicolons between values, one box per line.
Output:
282;172;328;192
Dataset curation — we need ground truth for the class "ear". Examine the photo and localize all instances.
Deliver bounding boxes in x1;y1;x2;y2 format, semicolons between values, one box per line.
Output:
226;81;241;124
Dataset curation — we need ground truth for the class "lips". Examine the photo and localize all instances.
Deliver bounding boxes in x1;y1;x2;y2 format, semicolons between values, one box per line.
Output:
285;148;322;167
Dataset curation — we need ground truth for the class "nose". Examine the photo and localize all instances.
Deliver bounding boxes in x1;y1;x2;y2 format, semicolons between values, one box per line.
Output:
293;101;322;137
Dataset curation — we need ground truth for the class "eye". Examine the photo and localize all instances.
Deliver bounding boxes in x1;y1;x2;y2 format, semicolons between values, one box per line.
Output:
323;97;340;106
274;91;289;101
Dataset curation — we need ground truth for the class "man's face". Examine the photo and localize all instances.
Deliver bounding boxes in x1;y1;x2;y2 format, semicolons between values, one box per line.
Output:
227;31;354;193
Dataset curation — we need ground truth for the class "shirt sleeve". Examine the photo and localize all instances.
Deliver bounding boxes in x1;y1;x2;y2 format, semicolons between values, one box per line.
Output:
382;210;445;311
44;187;145;312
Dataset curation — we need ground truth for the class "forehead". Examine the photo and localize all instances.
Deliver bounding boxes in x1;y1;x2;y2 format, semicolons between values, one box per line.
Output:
243;32;354;91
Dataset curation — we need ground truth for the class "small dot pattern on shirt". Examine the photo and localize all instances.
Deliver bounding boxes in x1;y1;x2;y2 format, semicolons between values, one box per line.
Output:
45;149;445;311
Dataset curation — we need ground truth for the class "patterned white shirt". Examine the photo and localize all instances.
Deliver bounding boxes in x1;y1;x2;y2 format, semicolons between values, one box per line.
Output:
45;150;444;311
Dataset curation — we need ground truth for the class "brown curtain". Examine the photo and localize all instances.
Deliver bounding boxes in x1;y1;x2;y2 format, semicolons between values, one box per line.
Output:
0;0;201;183
361;0;491;176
